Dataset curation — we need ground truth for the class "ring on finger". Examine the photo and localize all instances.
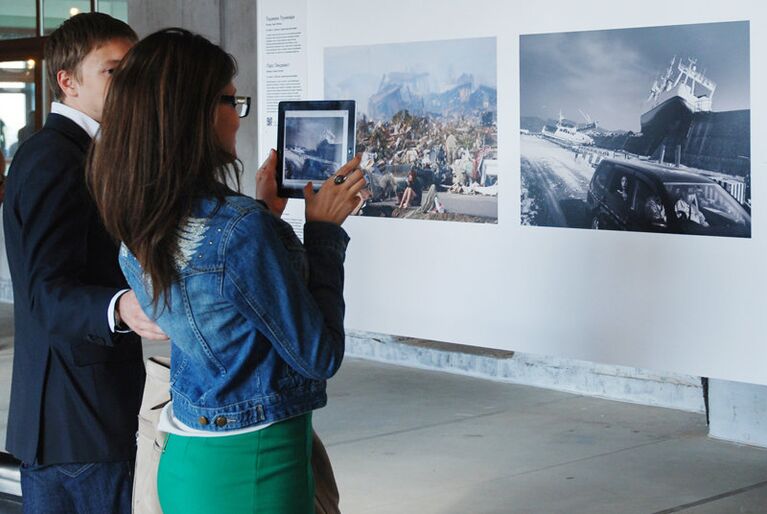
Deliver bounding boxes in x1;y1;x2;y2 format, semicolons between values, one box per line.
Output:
334;175;347;185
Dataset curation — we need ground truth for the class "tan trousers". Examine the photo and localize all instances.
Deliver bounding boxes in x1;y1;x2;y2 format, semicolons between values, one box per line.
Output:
312;431;341;514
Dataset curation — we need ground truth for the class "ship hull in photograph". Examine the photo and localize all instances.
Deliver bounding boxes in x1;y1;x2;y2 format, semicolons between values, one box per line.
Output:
626;95;695;157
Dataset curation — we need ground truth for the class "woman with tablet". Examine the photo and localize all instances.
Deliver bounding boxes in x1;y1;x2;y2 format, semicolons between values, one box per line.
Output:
87;28;364;514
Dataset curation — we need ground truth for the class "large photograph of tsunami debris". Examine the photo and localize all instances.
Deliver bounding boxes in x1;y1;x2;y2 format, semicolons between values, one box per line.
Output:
325;37;498;223
520;21;750;238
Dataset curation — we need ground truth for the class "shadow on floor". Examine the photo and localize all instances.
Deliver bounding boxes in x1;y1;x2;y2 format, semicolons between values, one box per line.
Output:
0;494;22;514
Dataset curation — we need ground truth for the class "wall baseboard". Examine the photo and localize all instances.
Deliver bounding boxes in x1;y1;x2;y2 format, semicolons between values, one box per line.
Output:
708;379;767;448
346;331;705;413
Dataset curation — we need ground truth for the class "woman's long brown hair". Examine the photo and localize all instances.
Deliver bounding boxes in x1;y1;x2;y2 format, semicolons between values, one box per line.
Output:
88;28;240;309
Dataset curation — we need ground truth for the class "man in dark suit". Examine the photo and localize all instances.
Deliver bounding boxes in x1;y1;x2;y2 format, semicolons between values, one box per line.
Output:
3;13;167;513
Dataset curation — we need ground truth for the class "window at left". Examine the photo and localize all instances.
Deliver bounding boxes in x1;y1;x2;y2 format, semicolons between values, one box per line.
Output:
0;0;37;40
0;60;37;168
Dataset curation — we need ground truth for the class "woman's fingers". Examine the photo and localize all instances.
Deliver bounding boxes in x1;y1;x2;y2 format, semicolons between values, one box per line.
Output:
347;176;368;196
340;168;365;189
334;154;362;177
258;149;277;173
305;154;371;224
319;168;364;196
304;182;315;200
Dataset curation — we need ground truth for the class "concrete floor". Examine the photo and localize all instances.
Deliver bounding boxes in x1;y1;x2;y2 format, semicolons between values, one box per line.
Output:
2;303;767;513
313;360;767;514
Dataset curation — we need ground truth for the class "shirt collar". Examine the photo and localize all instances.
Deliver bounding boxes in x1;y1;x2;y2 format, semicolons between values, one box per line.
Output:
50;101;100;140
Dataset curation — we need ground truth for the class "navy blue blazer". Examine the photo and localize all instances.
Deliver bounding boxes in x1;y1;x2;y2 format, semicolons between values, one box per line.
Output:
3;113;145;465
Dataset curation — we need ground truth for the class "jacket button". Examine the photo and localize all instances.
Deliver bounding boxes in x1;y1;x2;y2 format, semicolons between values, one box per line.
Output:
198;416;209;426
215;416;227;427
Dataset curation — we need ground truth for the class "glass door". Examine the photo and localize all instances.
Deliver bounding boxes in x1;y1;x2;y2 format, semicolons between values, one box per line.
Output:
0;59;37;171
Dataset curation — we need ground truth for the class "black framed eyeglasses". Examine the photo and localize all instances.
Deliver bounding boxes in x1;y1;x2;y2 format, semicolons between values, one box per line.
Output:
220;95;251;118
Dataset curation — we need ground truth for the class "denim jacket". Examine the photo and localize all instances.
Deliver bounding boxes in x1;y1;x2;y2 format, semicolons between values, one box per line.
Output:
119;194;349;432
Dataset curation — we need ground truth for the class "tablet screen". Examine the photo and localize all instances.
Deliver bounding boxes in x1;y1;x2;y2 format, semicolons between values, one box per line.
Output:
282;109;350;188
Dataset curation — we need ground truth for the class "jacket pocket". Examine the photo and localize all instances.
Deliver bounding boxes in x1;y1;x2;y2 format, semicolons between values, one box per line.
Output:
277;366;301;388
71;339;138;366
55;462;94;478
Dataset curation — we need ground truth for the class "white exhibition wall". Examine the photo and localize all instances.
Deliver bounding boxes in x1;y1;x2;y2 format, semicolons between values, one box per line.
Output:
257;0;767;385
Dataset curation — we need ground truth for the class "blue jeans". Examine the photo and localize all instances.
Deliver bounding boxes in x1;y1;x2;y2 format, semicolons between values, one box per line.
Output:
20;460;134;514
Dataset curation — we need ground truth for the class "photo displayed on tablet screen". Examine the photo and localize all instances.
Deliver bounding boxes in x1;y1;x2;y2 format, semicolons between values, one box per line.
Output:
520;21;750;238
282;110;349;187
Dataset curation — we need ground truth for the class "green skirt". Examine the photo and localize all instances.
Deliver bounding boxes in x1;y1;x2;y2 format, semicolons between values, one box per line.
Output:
158;413;314;514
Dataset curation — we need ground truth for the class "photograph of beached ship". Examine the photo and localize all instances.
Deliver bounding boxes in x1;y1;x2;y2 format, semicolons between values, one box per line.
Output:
325;37;498;223
520;21;750;238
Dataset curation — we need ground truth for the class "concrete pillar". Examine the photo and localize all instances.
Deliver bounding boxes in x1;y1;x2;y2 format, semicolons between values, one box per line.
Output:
221;0;260;198
128;0;259;197
128;0;221;43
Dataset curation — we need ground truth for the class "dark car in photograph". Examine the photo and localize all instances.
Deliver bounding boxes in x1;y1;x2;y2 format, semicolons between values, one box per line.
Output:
586;159;750;238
